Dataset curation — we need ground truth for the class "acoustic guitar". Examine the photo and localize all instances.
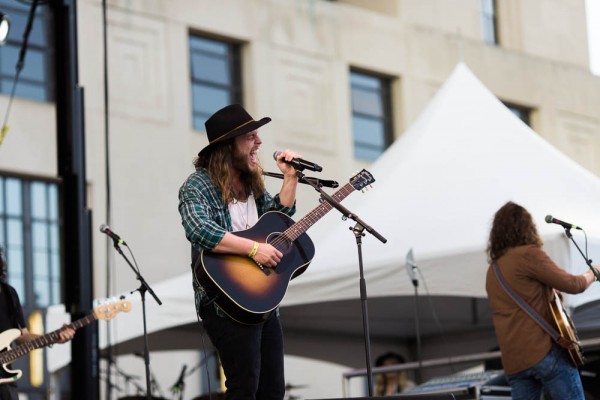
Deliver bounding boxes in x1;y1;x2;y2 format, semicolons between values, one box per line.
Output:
0;299;132;385
548;290;584;366
194;169;375;324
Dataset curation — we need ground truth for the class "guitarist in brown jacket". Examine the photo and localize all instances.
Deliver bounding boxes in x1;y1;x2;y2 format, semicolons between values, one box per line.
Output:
0;248;74;399
485;201;599;400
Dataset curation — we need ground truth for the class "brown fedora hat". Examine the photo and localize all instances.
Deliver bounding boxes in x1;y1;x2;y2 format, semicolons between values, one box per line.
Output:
198;104;271;156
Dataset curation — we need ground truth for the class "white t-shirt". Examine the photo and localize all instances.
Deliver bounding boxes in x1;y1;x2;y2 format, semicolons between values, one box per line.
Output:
228;193;259;232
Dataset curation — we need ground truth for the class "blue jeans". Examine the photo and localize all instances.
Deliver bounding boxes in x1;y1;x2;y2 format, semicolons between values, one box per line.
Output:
200;301;285;400
506;343;583;400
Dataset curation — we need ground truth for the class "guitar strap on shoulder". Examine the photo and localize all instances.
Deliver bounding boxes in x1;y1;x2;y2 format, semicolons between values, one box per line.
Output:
491;262;576;350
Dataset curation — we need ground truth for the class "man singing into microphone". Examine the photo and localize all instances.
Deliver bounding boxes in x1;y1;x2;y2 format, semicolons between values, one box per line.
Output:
178;104;300;399
486;201;599;399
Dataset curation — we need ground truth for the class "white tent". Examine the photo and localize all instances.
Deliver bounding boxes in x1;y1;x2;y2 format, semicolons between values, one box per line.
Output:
65;63;600;371
286;62;600;306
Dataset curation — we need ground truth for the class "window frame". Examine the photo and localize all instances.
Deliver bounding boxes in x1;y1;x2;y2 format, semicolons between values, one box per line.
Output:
350;68;394;161
0;0;55;102
188;32;243;132
481;0;499;45
0;171;62;313
503;101;532;126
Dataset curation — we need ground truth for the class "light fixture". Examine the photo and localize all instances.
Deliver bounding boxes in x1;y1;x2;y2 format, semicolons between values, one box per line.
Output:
0;12;9;45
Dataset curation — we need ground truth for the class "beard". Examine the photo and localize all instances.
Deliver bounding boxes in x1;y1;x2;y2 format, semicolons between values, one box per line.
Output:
231;145;262;182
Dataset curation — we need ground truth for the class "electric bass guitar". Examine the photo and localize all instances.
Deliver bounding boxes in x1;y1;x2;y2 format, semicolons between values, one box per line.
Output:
548;290;584;367
194;169;375;324
0;299;132;385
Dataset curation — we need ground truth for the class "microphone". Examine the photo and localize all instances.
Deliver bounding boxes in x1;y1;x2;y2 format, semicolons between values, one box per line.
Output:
405;249;418;288
273;151;323;172
99;224;127;245
545;215;582;231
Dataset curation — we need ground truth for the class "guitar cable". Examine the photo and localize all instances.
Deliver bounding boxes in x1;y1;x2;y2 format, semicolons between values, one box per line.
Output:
197;312;214;398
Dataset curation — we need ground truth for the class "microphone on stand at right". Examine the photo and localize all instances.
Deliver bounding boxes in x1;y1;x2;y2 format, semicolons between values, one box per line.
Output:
545;215;583;231
406;248;418;287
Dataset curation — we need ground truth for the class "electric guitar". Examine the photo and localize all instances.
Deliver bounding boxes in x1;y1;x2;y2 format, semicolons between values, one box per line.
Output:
194;169;375;324
548;290;584;366
0;299;132;385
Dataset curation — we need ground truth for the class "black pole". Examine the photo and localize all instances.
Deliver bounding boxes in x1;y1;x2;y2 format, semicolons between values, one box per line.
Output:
52;0;99;398
352;223;375;396
101;0;115;398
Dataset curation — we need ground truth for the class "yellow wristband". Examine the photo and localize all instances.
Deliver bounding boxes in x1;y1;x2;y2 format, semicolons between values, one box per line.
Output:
248;241;259;258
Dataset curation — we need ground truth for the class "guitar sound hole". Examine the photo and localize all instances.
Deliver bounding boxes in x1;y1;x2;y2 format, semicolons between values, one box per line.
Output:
266;232;292;253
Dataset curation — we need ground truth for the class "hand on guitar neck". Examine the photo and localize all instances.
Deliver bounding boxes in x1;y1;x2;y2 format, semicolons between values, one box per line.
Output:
17;323;75;345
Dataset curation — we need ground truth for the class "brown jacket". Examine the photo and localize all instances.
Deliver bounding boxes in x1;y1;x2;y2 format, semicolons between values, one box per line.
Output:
485;245;587;374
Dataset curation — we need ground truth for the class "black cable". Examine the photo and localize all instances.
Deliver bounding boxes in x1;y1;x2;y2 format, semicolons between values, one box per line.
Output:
416;267;456;374
197;312;214;397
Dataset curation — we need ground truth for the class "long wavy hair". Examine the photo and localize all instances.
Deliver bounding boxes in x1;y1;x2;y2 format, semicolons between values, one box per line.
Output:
487;201;543;262
194;140;266;205
0;247;7;284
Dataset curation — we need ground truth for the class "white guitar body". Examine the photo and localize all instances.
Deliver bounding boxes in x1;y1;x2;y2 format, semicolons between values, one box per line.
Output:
0;329;23;384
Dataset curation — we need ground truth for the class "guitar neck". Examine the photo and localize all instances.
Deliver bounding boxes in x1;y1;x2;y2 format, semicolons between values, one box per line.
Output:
0;313;97;364
283;182;356;242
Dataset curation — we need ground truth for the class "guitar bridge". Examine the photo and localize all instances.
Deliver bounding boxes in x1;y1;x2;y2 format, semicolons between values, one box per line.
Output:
254;261;271;276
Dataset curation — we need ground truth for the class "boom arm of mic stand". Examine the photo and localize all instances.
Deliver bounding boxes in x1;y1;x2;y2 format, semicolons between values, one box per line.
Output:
563;228;600;281
113;244;162;305
263;171;339;188
297;171;387;243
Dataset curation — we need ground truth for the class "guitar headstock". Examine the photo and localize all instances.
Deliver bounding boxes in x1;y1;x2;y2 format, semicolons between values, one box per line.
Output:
350;169;375;192
93;299;132;321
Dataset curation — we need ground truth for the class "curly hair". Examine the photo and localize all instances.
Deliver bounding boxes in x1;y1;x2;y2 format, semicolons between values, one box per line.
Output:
0;247;7;283
194;140;266;205
487;201;543;262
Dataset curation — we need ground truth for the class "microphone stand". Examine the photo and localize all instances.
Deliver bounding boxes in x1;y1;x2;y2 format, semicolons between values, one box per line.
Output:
170;364;187;400
409;270;423;381
562;228;600;281
108;238;162;400
294;168;386;396
263;171;339;188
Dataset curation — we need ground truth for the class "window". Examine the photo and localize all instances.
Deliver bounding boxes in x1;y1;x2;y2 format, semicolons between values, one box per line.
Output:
0;0;54;101
504;102;532;126
0;175;61;310
189;34;242;131
481;0;498;45
350;70;393;161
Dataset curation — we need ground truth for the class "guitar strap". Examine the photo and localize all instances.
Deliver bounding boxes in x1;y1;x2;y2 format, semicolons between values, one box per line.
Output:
491;262;576;350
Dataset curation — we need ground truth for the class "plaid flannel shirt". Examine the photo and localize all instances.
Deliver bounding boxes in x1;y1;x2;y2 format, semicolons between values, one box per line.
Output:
178;167;296;316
